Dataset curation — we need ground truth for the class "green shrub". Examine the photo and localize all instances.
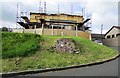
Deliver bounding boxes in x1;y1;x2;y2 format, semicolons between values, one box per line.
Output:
1;27;8;32
2;32;41;58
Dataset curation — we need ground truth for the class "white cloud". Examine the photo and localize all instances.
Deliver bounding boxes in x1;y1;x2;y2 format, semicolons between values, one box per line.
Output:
85;1;118;34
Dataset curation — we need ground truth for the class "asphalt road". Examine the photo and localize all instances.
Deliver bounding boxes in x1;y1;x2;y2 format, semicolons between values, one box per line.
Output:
23;57;118;76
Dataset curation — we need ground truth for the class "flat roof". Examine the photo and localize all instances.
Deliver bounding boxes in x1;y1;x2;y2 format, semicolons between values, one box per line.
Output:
30;12;83;17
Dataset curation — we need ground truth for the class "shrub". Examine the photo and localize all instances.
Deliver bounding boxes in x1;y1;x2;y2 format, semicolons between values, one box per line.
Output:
2;27;8;32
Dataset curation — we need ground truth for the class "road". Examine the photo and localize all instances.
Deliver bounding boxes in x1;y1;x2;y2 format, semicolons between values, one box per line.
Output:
23;57;118;76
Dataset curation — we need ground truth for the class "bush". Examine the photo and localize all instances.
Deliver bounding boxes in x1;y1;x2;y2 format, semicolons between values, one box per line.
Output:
2;27;8;32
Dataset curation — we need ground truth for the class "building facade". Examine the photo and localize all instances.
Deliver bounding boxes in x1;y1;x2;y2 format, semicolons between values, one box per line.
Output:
102;26;120;48
104;26;120;39
16;12;91;39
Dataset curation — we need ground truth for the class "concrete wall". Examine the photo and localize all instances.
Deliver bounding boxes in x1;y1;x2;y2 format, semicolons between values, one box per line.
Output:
43;29;90;39
13;29;42;35
12;29;90;39
78;31;90;39
102;36;120;46
12;29;23;33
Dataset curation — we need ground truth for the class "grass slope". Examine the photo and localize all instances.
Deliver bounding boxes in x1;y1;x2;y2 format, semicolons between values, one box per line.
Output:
1;32;119;73
2;32;41;58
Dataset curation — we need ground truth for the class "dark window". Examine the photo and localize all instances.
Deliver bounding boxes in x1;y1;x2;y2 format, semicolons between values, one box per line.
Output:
112;34;115;38
107;35;110;38
116;33;120;37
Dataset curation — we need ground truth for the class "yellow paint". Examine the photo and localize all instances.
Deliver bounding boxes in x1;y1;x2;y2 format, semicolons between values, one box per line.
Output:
28;13;90;39
30;13;84;23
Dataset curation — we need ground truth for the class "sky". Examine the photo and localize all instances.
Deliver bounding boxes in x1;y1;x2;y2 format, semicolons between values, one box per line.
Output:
0;0;119;34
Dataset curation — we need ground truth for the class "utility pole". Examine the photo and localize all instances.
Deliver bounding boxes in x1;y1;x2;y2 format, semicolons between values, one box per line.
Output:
57;1;59;20
44;1;46;13
16;3;18;29
39;1;42;13
71;3;73;15
101;24;103;40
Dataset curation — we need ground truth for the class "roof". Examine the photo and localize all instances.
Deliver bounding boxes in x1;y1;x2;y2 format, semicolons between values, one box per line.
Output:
105;26;120;36
30;12;83;17
91;34;104;38
114;26;120;29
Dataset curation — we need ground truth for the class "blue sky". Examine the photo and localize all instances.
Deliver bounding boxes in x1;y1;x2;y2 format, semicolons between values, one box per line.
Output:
0;0;119;34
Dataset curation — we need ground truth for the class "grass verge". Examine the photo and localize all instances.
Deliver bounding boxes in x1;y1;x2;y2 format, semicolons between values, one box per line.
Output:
2;32;41;58
1;33;119;73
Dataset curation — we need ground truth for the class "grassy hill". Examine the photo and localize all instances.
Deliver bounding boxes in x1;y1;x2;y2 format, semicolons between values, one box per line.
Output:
1;32;119;73
2;32;41;58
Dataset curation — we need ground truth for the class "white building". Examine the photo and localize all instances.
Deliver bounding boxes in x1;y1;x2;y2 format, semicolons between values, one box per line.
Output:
105;26;120;39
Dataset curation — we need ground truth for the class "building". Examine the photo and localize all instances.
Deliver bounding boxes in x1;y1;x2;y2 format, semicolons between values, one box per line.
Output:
17;12;90;31
102;26;120;51
15;12;91;39
104;26;120;39
91;33;105;41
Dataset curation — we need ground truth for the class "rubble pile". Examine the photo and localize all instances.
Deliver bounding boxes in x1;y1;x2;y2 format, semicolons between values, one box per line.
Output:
52;38;80;54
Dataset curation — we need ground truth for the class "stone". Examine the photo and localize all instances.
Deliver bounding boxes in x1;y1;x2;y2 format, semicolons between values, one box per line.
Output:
52;38;80;54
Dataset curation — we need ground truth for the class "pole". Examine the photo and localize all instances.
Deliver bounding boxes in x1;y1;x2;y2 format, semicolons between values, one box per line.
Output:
42;23;44;35
16;3;18;29
57;2;59;21
101;24;103;40
52;25;54;36
76;25;78;37
71;3;73;15
61;25;64;36
35;25;36;34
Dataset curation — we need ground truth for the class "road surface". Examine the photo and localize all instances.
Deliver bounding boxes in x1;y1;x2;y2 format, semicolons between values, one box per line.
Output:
22;57;118;76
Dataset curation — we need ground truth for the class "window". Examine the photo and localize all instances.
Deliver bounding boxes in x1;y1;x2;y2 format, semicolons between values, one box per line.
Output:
112;34;115;38
116;33;120;37
107;35;110;39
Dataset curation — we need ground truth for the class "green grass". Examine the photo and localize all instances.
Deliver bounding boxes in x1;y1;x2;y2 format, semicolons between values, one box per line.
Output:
2;32;42;58
1;32;119;73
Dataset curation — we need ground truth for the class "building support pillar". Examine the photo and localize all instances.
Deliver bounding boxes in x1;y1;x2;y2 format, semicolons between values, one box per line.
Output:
76;25;78;37
61;25;64;36
52;25;54;36
34;25;36;34
41;23;44;35
22;28;25;33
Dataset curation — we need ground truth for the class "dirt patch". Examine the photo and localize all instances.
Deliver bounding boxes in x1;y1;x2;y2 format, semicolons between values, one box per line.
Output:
52;38;80;54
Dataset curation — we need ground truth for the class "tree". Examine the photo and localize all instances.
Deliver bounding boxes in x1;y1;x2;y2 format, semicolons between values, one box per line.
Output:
2;27;8;32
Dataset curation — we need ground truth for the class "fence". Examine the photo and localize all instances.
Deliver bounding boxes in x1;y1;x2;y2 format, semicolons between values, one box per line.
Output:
12;28;90;39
